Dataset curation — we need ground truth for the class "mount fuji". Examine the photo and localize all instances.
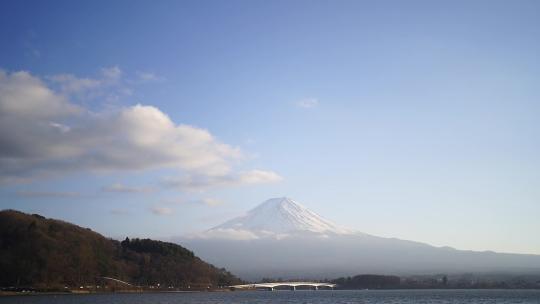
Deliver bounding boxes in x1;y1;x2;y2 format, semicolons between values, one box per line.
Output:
205;197;352;239
179;197;540;280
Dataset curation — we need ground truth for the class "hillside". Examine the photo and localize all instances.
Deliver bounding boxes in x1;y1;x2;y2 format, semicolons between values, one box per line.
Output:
0;210;241;290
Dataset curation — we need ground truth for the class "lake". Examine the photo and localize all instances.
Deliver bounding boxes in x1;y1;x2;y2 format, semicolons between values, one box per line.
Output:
2;290;540;304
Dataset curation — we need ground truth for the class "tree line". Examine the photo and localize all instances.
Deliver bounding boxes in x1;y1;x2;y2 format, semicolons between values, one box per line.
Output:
0;210;241;291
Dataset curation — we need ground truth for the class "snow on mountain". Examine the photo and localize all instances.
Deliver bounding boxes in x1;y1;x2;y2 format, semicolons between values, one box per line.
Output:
201;197;353;239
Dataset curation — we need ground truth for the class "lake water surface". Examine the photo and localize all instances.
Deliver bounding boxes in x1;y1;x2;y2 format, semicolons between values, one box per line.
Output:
2;290;540;304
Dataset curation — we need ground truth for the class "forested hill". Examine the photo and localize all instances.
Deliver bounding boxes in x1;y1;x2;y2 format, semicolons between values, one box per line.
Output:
0;210;241;290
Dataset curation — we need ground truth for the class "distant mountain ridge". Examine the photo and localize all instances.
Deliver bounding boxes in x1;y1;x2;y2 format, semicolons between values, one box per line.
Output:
0;210;240;289
182;197;540;280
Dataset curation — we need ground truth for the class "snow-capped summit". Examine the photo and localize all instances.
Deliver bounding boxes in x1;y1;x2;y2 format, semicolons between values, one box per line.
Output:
204;197;351;239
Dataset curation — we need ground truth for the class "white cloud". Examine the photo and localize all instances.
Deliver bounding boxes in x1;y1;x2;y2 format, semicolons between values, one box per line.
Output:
237;170;283;184
102;183;153;193
0;69;281;188
297;98;319;109
0;70;81;118
162;169;282;191
151;206;173;216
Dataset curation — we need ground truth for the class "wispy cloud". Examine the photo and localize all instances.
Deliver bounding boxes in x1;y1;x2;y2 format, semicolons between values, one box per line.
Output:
151;206;173;216
48;74;101;94
48;66;124;96
101;66;122;80
22;29;41;60
102;183;154;193
16;190;82;198
159;197;224;207
30;49;41;59
199;198;224;206
136;71;162;83
296;98;319;109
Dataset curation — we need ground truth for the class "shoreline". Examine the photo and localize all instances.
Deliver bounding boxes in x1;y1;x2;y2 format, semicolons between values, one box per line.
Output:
3;288;540;297
0;289;229;297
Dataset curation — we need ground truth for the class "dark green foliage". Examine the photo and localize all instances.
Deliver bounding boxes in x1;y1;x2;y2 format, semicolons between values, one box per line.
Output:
0;210;241;289
121;238;194;258
333;273;540;289
333;274;401;289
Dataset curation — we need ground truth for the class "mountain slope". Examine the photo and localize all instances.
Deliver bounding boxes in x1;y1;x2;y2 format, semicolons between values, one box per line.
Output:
182;197;540;280
204;197;351;239
0;210;241;289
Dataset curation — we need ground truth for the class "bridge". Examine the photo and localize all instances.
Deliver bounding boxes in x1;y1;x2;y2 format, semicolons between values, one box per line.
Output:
230;282;336;291
98;276;141;288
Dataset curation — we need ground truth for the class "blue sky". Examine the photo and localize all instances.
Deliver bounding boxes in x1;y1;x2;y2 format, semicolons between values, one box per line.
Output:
0;0;539;254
